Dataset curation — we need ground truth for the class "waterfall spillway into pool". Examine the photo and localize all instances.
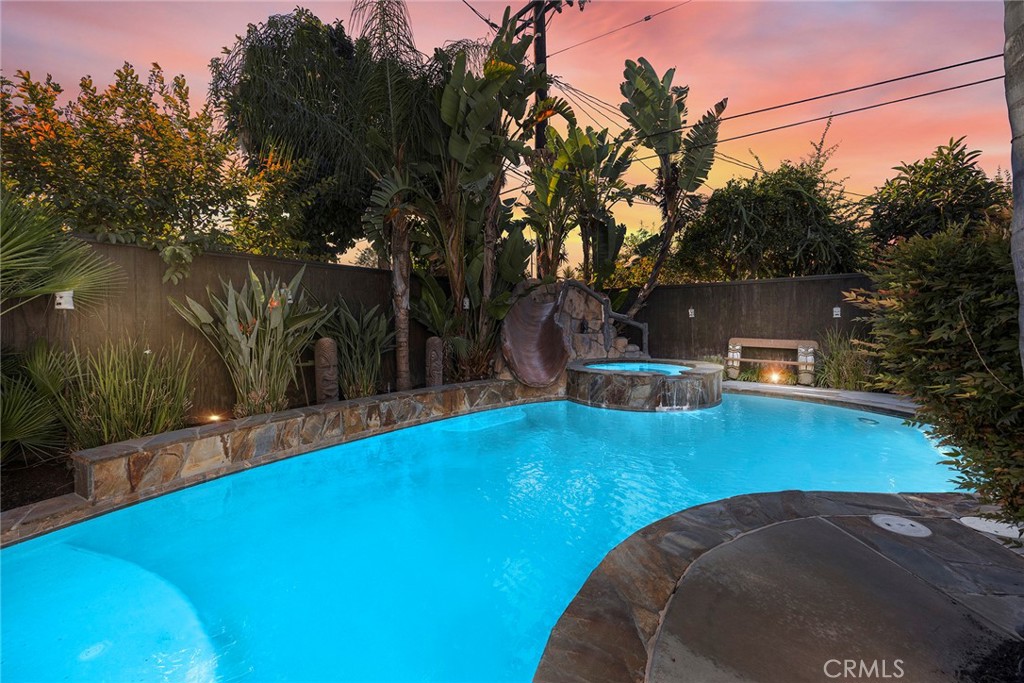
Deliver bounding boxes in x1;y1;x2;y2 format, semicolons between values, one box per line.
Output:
566;359;723;411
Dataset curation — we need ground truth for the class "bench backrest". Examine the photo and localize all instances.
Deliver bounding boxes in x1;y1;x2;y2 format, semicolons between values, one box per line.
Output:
728;337;819;350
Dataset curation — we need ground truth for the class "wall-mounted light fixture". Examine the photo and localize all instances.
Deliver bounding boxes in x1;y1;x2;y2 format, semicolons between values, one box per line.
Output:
688;307;695;319
54;290;75;310
832;306;842;319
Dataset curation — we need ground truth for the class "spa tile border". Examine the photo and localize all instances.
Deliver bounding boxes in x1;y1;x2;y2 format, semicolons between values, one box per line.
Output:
567;360;722;412
533;491;998;683
1;378;563;547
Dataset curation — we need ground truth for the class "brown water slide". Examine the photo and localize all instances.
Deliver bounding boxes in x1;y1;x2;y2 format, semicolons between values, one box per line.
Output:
500;289;570;388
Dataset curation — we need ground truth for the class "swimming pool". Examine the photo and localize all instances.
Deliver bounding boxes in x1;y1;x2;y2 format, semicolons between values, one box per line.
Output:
0;396;954;682
587;361;691;375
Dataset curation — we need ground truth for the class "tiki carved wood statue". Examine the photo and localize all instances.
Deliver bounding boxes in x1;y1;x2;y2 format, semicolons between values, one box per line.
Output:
314;337;339;403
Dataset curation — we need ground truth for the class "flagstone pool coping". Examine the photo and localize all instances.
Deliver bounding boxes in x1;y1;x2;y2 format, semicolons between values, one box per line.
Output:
0;382;922;549
533;490;1023;683
0;377;562;546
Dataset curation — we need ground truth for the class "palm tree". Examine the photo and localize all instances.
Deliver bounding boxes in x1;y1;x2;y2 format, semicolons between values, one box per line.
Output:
351;0;441;391
0;193;123;315
1004;0;1024;377
367;12;569;379
211;2;437;391
619;58;726;318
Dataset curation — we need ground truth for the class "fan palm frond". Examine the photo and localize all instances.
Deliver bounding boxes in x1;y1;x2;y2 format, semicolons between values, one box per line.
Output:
0;194;124;315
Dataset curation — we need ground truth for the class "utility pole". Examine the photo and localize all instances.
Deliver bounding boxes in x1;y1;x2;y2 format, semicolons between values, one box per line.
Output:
511;1;587;151
533;1;549;151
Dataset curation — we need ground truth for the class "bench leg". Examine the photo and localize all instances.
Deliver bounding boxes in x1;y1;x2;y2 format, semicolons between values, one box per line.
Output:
798;346;815;385
726;343;742;380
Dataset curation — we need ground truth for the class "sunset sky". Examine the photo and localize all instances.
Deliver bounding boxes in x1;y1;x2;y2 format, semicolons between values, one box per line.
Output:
1;0;1011;258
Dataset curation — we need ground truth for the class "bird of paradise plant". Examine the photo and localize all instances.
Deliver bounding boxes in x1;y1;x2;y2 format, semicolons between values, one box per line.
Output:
171;266;331;417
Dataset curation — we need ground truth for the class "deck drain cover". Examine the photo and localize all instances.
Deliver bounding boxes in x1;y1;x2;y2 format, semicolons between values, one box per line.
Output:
959;516;1023;540
870;514;932;538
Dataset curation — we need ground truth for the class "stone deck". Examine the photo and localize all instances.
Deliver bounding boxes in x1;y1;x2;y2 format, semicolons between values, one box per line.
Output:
534;491;1024;683
722;381;919;417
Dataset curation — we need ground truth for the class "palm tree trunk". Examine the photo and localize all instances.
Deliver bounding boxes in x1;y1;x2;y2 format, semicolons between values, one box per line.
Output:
581;221;591;283
626;170;679;319
479;172;503;337
1004;0;1024;378
391;215;412;391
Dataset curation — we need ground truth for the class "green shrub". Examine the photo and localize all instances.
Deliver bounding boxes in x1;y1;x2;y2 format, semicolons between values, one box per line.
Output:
864;138;1011;247
735;366;761;382
324;298;395;399
848;225;1024;528
171;266;331;417
816;328;874;390
0;341;66;462
735;364;796;384
56;339;196;449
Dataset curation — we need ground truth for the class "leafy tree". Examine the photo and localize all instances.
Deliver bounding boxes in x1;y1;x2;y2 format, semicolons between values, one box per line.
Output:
223;154;315;259
1;64;305;281
674;144;866;281
848;224;1023;528
2;65;230;258
619;57;726;317
603;227;685;288
210;8;379;258
367;10;567;380
215;3;441;389
865;137;1011;248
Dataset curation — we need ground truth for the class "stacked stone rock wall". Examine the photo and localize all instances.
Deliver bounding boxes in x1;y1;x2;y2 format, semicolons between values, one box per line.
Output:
557;287;641;361
2;378;564;546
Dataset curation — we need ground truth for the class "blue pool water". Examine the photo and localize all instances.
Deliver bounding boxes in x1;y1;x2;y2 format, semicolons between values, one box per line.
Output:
587;361;691;375
1;397;954;682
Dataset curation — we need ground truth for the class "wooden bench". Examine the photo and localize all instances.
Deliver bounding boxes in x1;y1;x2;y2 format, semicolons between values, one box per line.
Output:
726;337;818;385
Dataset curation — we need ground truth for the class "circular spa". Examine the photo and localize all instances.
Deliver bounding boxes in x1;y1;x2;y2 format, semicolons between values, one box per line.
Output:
567;358;723;411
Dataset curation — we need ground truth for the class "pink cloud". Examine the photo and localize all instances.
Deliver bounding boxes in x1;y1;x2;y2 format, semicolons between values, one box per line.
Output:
2;0;1010;220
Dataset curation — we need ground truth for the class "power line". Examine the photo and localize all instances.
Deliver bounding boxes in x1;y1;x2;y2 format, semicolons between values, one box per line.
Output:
715;151;760;173
557;84;604;128
554;81;660;176
462;0;498;31
640;53;1004;141
501;181;530;196
633;75;1005;162
556;79;629;123
725;52;1003;124
711;152;872;198
549;1;693;57
556;82;627;134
